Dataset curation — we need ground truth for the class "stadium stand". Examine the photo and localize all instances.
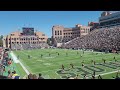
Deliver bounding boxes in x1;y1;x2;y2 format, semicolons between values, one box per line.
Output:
11;43;49;50
62;26;120;52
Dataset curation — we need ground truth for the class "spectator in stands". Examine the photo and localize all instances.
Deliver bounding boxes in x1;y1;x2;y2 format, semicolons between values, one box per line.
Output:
38;73;44;79
8;60;12;66
62;27;120;52
2;65;6;73
12;70;20;79
7;70;12;79
28;73;33;79
0;75;8;79
0;64;3;76
33;74;38;79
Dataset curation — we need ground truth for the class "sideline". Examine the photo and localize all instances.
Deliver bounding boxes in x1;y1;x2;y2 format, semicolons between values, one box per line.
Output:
10;51;30;75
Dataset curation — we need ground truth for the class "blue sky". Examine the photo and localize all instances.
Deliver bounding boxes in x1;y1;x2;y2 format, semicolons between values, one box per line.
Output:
0;11;102;38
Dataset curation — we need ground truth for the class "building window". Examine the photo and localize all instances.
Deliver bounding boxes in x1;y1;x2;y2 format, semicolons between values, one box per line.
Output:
60;31;62;35
11;34;14;36
55;31;57;35
58;31;59;35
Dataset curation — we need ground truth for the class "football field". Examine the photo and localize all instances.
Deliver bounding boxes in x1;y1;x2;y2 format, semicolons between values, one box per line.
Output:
12;49;120;79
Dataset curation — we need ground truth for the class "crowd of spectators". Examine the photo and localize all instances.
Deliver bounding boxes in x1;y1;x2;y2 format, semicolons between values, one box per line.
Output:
62;27;120;52
0;47;20;79
11;43;49;50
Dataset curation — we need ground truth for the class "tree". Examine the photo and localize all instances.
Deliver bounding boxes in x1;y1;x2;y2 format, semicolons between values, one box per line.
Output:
47;38;52;46
0;39;3;47
0;35;3;39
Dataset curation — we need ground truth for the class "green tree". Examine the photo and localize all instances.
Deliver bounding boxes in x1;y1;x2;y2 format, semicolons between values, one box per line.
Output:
0;39;3;47
0;35;3;39
0;35;3;47
47;38;52;46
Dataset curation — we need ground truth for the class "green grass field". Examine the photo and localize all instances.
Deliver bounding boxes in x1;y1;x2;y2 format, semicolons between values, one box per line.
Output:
12;49;120;79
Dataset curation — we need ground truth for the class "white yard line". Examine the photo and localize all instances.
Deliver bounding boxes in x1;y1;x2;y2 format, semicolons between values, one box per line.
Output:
10;51;30;75
95;70;119;77
10;51;19;63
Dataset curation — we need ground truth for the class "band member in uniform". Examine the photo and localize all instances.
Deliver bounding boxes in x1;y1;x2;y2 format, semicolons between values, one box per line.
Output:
82;63;84;67
81;60;84;64
62;64;65;70
80;55;82;57
70;63;74;69
104;59;106;64
28;55;30;59
113;56;117;62
83;50;84;54
49;53;51;57
77;52;79;54
66;52;68;56
115;59;117;62
94;61;96;65
83;74;87;79
114;56;116;60
74;74;79;79
58;53;59;56
17;55;19;59
98;75;102;79
41;54;43;58
91;60;93;64
93;70;95;76
91;75;95;79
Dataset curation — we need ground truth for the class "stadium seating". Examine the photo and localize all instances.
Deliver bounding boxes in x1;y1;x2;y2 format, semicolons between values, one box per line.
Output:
11;43;49;50
62;26;120;51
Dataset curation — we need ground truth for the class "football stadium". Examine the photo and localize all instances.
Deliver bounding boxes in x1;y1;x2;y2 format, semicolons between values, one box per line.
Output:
0;11;120;79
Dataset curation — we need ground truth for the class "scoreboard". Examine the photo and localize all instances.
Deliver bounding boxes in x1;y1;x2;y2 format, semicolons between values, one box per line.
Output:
23;27;34;35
